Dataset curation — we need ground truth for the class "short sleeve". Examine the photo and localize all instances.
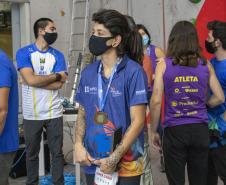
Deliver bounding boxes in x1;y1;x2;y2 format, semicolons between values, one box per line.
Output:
53;52;67;73
16;48;33;70
128;68;148;106
0;65;11;88
218;71;226;89
74;72;85;107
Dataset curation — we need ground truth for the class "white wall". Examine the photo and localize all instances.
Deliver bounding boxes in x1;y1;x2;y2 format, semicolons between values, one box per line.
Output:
131;0;165;49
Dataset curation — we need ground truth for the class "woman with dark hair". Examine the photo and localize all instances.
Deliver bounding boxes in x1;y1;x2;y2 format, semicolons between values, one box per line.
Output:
137;24;165;90
125;15;154;185
149;21;224;185
124;15;144;66
137;23;165;173
74;9;148;185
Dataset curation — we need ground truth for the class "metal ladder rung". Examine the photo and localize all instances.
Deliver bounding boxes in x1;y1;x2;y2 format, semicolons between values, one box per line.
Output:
68;0;89;109
72;16;86;20
74;0;87;4
71;33;85;36
69;49;83;52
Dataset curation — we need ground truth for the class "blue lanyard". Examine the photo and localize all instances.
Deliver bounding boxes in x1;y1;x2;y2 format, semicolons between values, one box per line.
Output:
98;60;120;111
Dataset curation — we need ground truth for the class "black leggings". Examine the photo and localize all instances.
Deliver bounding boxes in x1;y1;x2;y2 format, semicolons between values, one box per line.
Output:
85;174;141;185
163;123;209;185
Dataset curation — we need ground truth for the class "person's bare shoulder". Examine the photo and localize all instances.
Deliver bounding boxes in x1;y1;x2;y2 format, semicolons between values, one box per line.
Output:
155;47;165;58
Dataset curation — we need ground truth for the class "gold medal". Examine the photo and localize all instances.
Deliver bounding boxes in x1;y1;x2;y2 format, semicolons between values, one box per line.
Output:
94;111;108;125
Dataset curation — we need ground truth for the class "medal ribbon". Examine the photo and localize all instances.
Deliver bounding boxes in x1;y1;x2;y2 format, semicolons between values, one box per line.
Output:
98;60;120;111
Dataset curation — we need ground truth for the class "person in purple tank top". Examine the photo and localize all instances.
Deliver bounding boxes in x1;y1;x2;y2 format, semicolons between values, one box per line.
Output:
137;24;166;173
149;21;224;185
137;24;165;94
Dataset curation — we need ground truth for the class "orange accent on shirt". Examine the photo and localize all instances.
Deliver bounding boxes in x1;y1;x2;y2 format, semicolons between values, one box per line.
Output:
142;55;153;87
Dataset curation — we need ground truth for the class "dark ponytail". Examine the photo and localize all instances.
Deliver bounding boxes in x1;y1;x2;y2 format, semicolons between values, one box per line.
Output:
92;9;143;64
124;15;143;65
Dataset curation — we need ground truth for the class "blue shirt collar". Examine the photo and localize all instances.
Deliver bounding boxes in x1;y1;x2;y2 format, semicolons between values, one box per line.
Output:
33;43;51;54
96;54;129;74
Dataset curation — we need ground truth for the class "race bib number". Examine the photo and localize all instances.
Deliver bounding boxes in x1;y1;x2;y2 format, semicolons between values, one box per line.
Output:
94;167;118;185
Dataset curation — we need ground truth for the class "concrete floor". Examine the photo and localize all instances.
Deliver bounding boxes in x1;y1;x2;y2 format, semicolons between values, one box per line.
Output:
9;148;224;185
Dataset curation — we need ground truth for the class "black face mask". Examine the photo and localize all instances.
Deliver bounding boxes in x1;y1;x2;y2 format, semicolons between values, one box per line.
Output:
89;35;114;56
205;40;217;54
43;32;58;45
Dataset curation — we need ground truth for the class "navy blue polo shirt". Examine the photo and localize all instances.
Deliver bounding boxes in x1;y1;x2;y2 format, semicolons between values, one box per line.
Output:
75;54;148;174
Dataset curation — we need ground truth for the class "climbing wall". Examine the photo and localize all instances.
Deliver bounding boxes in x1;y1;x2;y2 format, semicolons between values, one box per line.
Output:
164;0;205;49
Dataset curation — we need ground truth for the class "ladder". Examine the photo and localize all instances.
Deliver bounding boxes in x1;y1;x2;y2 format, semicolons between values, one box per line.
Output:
67;0;90;104
67;1;90;185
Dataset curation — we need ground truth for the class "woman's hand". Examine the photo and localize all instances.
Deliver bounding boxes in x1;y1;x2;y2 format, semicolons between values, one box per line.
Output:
74;143;94;166
93;155;118;174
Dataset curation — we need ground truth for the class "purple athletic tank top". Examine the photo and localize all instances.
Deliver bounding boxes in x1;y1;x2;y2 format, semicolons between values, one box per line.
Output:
148;44;157;92
149;44;157;72
163;58;209;127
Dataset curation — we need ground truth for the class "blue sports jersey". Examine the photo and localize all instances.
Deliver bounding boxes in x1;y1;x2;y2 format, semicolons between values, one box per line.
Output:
0;49;19;153
16;43;67;120
75;54;148;174
208;57;226;148
208;58;226;116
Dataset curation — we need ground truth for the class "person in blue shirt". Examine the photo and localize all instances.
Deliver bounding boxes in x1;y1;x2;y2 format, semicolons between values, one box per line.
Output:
74;9;148;185
16;18;67;185
0;49;19;185
205;20;226;185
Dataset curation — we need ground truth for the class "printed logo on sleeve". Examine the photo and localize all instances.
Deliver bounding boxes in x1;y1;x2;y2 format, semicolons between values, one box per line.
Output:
135;89;146;96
